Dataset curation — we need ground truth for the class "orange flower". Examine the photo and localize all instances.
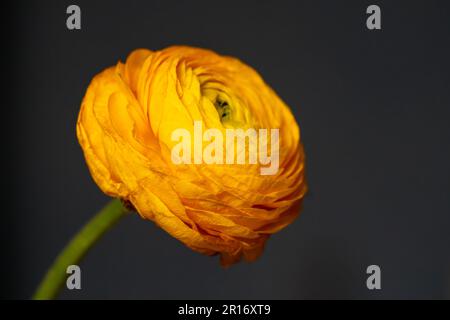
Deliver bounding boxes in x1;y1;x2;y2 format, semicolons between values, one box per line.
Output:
76;46;307;266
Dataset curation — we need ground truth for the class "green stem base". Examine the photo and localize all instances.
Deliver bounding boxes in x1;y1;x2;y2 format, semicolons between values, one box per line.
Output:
33;199;129;300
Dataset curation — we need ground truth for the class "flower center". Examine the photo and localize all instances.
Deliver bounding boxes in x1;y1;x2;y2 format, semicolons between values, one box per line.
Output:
214;96;231;122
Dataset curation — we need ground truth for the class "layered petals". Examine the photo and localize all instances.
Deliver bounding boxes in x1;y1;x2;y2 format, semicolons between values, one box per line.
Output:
77;46;307;266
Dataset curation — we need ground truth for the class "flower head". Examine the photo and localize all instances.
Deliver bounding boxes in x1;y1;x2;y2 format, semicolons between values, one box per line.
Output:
77;46;307;266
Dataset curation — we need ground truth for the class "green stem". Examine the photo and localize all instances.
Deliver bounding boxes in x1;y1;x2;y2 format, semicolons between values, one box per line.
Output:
33;199;129;300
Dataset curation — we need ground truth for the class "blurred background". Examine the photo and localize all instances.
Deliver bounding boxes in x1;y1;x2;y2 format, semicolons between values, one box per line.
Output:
2;0;450;299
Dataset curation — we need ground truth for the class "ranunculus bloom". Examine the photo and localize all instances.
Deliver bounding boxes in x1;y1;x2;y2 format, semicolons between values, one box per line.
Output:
77;46;307;266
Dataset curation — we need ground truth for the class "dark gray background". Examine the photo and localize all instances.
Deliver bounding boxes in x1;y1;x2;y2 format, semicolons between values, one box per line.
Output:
2;0;450;299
